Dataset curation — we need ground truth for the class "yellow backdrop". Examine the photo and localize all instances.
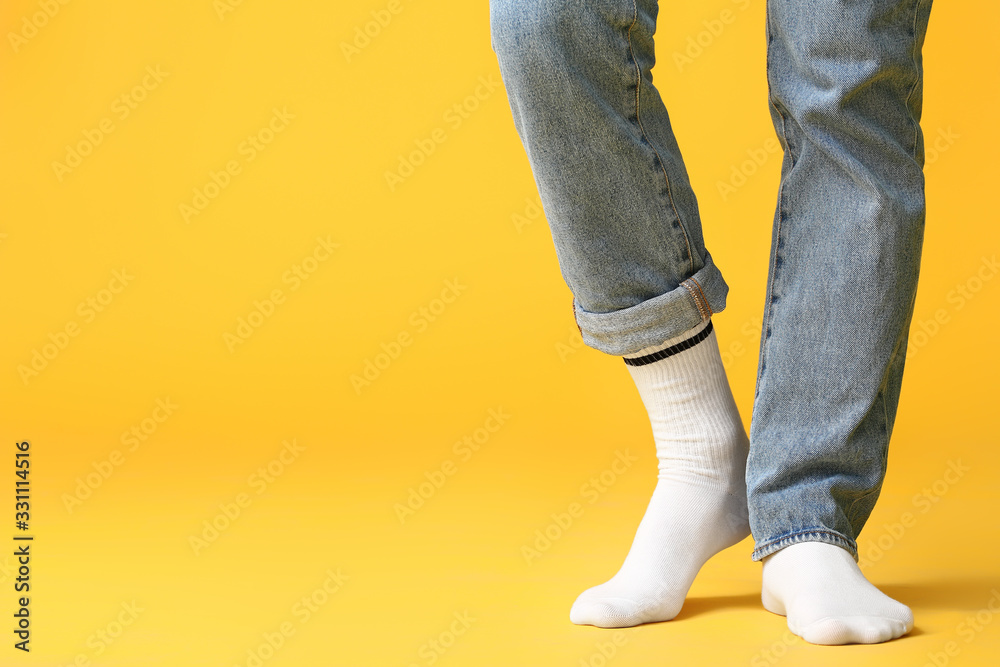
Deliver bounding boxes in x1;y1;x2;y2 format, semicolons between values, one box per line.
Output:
2;0;997;665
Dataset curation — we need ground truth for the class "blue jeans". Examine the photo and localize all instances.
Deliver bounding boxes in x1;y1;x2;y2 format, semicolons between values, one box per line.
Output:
489;0;933;561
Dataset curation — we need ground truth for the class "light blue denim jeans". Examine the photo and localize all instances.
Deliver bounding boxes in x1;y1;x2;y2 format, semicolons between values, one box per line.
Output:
489;0;933;561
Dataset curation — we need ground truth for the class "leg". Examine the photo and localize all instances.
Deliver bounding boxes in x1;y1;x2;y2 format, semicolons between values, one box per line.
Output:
489;0;726;356
748;0;934;645
490;0;750;627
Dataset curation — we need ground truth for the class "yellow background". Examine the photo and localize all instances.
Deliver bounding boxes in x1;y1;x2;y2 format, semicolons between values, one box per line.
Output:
2;0;997;664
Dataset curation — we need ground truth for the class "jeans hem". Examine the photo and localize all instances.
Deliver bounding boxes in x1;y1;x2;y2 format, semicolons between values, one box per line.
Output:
572;252;728;356
751;529;859;562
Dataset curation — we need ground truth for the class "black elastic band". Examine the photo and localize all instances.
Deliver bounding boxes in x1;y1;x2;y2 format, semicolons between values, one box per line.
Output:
622;320;713;367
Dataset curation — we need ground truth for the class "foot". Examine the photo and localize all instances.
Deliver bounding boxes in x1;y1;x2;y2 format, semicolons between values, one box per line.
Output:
569;320;751;628
761;541;914;644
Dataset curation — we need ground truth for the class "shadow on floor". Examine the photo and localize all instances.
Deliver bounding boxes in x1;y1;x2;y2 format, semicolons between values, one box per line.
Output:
668;577;1000;626
882;577;1000;612
673;593;761;620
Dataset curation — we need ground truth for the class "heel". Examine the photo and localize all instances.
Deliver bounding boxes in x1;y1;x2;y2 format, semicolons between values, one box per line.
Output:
761;584;786;616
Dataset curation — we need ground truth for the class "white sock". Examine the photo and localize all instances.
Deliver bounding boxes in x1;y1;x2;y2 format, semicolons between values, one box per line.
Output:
761;541;914;644
569;320;751;628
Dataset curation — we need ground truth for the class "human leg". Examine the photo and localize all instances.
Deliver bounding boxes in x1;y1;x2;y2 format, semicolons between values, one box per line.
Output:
748;0;934;644
489;0;750;627
488;0;725;356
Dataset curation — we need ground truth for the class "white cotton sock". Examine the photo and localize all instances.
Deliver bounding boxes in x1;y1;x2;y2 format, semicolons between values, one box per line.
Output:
761;541;914;644
569;320;751;628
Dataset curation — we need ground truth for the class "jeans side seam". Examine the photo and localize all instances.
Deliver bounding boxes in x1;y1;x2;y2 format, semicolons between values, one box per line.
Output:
846;478;883;534
755;0;790;401
680;280;707;320
907;0;920;158
843;325;904;529
689;276;713;317
626;0;695;276
903;0;923;161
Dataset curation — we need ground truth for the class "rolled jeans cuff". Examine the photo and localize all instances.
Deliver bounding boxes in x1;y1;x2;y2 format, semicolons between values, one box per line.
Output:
751;529;859;562
571;252;728;357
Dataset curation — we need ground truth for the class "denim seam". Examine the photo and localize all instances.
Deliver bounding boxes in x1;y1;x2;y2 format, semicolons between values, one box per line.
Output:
680;280;707;320
843;330;902;527
626;0;695;276
689;277;713;317
752;529;859;562
880;386;892;484
879;314;907;397
755;0;790;400
846;482;882;534
903;0;922;160
876;315;910;419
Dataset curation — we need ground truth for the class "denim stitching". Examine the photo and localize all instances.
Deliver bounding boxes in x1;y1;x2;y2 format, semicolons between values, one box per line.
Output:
843;332;901;528
903;0;923;160
755;0;790;400
680;280;707;320
689;276;713;317
752;529;859;561
627;0;695;275
842;347;899;532
846;306;911;527
846;340;900;532
846;480;883;534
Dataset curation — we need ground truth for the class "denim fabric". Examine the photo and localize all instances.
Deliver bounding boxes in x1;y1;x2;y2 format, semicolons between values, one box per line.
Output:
489;0;933;560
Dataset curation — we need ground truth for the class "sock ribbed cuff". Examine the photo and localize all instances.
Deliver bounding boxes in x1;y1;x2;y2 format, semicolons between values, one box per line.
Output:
623;320;713;367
